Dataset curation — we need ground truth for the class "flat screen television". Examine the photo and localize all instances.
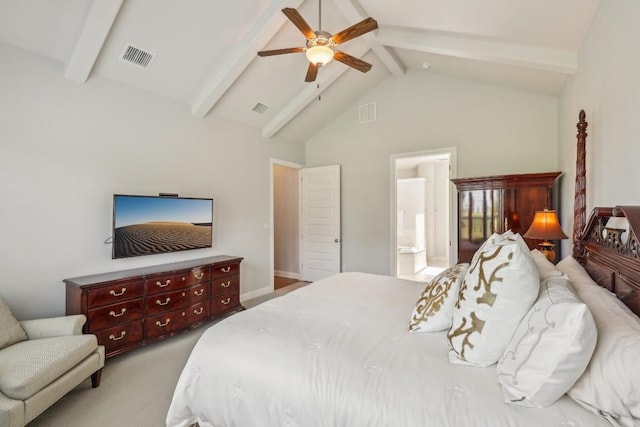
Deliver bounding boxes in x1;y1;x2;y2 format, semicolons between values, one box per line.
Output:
112;194;213;259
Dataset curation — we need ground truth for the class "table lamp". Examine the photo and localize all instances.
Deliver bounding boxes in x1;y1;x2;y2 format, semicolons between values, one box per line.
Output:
523;209;568;263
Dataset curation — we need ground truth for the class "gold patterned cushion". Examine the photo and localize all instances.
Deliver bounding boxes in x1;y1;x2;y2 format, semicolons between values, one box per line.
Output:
447;232;539;367
409;263;470;332
0;298;27;350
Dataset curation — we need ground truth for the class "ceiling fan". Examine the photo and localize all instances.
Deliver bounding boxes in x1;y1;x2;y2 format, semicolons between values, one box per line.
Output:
257;3;378;82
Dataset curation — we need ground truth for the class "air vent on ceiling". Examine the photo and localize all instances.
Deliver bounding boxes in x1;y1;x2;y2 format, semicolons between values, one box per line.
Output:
359;102;376;124
252;102;270;114
120;44;154;69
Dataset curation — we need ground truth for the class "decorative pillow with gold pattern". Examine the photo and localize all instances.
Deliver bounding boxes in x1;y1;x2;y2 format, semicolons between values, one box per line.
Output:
409;263;470;332
447;232;539;367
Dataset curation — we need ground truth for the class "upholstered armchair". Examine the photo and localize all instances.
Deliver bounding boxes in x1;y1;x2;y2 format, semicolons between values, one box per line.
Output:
0;299;105;427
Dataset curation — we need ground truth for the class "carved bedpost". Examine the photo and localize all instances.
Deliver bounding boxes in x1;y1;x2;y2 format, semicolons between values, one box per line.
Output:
573;110;588;263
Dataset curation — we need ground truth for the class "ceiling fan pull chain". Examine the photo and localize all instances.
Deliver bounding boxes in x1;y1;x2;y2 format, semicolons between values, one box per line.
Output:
317;83;321;101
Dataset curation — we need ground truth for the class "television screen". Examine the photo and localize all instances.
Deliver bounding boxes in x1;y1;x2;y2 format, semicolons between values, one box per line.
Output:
112;194;213;259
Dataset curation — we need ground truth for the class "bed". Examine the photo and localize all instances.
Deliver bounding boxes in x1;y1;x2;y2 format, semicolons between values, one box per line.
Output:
166;112;640;427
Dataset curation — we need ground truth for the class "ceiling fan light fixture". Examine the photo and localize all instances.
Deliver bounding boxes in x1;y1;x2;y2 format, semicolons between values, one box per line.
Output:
256;7;377;82
306;44;334;65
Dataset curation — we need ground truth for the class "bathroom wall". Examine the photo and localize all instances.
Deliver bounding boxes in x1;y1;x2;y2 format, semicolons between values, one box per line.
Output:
396;178;426;248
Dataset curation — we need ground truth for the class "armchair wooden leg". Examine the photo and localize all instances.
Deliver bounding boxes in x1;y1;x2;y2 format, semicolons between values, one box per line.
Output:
91;368;103;388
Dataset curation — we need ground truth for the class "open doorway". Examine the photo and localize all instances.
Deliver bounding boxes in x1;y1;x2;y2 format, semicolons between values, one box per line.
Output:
271;159;302;291
390;148;457;281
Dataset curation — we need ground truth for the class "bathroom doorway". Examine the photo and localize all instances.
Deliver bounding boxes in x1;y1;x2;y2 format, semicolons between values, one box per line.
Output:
390;148;456;281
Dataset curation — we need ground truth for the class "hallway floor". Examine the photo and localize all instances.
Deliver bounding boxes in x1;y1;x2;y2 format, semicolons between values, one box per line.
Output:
398;259;448;282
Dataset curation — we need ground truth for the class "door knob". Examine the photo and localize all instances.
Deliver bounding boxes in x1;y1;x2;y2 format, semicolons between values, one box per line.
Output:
334;238;341;243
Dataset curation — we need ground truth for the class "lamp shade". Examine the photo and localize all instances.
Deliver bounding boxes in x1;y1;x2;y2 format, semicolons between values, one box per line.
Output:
523;209;568;240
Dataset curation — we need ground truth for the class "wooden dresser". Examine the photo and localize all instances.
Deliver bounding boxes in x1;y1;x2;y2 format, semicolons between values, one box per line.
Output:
64;255;243;358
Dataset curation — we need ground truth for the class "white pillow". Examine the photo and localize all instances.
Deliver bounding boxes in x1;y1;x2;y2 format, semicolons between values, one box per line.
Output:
448;232;539;367
557;256;640;427
497;275;597;407
530;249;564;280
409;263;470;332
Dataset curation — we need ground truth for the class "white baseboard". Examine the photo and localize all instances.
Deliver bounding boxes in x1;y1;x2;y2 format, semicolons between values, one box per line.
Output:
240;286;272;302
274;270;299;279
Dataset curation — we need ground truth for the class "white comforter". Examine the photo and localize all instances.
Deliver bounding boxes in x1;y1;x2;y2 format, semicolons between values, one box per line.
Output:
166;272;609;427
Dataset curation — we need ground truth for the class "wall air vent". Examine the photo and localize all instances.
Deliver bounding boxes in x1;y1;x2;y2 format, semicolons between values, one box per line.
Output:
359;102;376;123
120;44;154;69
252;102;270;114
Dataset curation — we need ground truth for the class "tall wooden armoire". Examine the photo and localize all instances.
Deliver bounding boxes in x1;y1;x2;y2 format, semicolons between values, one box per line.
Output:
451;171;562;263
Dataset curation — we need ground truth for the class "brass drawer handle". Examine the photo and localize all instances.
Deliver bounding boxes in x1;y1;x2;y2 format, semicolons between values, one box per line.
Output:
221;281;231;288
221;297;231;305
109;331;126;341
221;266;231;273
155;319;170;327
194;289;204;296
194;271;204;280
193;307;204;315
109;308;127;317
156;279;171;288
156;297;171;306
109;288;126;297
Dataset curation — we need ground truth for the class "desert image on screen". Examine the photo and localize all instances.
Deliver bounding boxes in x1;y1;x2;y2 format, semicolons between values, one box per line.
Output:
113;196;212;259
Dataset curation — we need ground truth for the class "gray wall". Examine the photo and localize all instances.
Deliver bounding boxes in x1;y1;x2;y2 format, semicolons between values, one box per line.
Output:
305;70;558;275
0;44;304;319
558;0;640;255
8;0;636;320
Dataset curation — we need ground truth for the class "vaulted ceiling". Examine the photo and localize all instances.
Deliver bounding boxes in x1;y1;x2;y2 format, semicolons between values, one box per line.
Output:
0;0;600;142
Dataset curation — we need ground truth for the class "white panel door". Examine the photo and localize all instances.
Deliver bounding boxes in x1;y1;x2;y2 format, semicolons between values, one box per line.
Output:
300;165;341;281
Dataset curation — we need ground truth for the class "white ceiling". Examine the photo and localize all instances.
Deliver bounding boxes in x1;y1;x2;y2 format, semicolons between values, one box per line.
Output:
0;0;600;142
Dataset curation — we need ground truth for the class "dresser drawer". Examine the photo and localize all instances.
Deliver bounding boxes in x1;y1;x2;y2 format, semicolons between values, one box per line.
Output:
180;266;210;287
87;299;144;332
146;267;211;296
87;279;143;307
211;292;240;315
186;302;210;324
145;273;183;296
188;283;210;303
145;289;189;316
145;310;189;338
95;321;143;353
211;275;239;297
211;262;239;279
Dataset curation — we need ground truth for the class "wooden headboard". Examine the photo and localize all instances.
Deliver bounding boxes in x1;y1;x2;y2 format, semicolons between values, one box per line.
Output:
572;111;640;317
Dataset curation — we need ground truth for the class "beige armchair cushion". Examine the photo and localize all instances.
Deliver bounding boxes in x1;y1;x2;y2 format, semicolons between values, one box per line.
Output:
0;299;27;350
0;335;98;400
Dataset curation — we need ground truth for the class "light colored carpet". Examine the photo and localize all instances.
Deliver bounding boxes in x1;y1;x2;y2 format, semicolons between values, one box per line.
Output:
28;282;308;427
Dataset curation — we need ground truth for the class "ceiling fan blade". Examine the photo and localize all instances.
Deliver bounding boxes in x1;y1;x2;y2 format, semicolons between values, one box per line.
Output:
282;8;316;39
305;63;318;82
257;47;305;57
331;17;378;45
333;51;372;73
